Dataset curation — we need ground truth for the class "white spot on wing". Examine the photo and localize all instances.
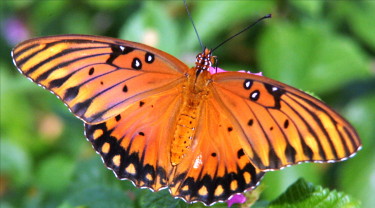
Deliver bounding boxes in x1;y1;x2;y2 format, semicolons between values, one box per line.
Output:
135;59;140;67
193;154;202;169
245;80;251;88
147;54;153;62
251;91;259;99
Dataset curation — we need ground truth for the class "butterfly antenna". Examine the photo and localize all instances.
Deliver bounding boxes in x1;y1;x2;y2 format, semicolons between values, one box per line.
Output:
183;0;204;51
211;14;272;53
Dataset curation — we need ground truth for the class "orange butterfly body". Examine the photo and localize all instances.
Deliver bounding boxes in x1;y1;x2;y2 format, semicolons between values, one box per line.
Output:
12;34;361;205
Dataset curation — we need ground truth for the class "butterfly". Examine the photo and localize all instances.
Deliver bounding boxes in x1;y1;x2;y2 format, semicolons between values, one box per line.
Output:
11;34;361;205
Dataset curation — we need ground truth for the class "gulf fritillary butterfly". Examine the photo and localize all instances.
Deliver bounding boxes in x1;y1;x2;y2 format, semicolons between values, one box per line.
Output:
11;34;361;205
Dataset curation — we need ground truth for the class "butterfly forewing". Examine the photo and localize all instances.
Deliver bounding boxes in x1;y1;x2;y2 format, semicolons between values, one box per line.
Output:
211;72;361;170
12;35;188;123
85;86;184;191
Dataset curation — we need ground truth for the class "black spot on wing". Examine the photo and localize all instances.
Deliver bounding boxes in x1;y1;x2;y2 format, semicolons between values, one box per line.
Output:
264;83;285;109
106;46;121;64
132;58;142;70
123;84;128;93
49;73;74;89
237;148;245;159
71;99;93;118
106;45;135;64
115;114;121;122
243;79;252;90
248;119;254;126
64;86;80;101
251;152;266;169
284;145;296;163
301;138;314;160
284;119;289;128
145;52;155;64
268;149;282;168
88;67;95;75
250;90;260;101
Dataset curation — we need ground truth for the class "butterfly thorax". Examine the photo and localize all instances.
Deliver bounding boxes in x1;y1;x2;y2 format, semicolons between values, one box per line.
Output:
171;49;213;166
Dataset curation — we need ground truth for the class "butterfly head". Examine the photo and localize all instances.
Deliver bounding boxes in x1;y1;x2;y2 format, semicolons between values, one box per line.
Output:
195;48;215;72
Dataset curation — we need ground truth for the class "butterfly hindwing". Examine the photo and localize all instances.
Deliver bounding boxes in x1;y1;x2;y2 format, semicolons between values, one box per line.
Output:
169;95;264;205
12;34;187;123
211;72;361;170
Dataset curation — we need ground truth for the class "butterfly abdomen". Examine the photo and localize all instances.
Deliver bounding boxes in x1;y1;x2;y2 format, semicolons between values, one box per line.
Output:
171;97;203;166
171;68;211;166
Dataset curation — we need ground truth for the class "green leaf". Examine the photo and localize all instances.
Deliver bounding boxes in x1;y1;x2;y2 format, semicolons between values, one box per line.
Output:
0;140;31;187
339;94;375;208
139;189;187;208
62;11;92;34
30;0;69;33
289;1;324;17
268;178;360;208
64;185;133;208
346;2;375;51
119;1;179;55
1;67;41;152
181;1;273;51
330;1;375;51
85;0;130;10
35;154;74;193
261;163;323;201
59;157;137;208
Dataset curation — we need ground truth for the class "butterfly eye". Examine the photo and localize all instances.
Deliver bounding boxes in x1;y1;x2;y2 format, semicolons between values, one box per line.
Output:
210;56;217;66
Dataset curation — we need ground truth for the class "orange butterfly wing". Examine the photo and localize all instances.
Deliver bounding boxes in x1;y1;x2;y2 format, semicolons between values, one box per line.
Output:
12;35;361;206
211;72;361;170
85;86;182;191
12;35;187;123
169;96;264;204
12;35;266;205
85;84;264;205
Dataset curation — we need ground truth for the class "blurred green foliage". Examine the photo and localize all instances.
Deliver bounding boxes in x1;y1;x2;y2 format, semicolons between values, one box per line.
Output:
267;178;361;208
1;0;374;208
